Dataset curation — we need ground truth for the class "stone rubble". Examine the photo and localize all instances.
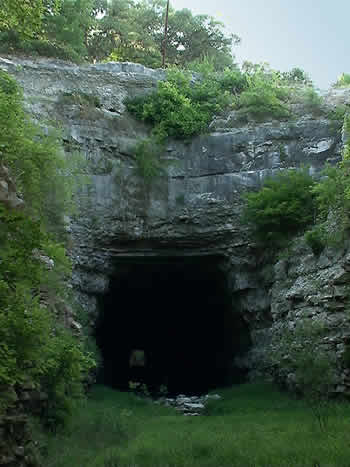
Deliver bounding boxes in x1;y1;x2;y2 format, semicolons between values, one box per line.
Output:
155;393;221;416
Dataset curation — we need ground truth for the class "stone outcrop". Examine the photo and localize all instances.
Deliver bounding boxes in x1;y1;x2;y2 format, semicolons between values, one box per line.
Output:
268;239;350;395
2;55;350;394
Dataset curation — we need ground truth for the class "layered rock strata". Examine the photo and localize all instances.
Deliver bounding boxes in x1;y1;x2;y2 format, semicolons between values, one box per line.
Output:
1;55;350;392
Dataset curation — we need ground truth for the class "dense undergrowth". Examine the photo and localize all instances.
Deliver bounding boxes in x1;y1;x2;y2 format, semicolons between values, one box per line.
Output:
0;70;94;427
34;383;350;467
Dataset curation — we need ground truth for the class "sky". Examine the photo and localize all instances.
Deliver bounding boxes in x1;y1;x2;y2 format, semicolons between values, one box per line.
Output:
170;0;349;90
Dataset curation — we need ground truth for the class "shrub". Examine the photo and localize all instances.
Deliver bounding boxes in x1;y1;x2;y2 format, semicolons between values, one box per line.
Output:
235;65;291;122
236;81;291;121
334;73;350;88
133;137;167;183
126;67;234;140
312;160;350;236
304;225;326;255
0;70;86;234
242;169;316;247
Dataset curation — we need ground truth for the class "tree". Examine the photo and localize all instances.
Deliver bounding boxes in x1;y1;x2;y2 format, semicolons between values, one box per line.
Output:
164;7;239;69
44;0;100;58
0;0;61;38
88;0;162;65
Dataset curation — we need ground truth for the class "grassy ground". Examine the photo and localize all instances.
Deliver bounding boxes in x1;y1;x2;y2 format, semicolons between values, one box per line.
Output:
34;383;350;467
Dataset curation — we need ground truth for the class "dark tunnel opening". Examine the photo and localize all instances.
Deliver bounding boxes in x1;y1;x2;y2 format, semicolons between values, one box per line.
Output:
94;256;251;396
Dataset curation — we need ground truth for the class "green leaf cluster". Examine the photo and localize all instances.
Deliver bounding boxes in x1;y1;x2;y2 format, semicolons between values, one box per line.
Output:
334;72;350;88
242;169;317;248
126;67;242;140
235;65;291;121
133;136;168;183
0;0;60;39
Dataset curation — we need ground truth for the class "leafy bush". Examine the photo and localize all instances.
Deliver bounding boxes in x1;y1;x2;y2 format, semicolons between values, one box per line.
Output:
126;67;235;140
311;160;350;240
233;63;292;121
236;76;291;121
237;86;290;121
242;169;316;247
304;225;326;255
334;73;350;88
0;71;94;426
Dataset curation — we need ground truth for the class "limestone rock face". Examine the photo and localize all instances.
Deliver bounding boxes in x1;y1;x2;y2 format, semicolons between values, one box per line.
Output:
2;55;350;389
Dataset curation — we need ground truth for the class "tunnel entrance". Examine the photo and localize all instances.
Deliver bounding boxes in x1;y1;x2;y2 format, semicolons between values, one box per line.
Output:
94;256;251;396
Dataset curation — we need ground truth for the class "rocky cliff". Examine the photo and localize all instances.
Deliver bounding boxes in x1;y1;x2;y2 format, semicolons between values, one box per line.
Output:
2;55;350;394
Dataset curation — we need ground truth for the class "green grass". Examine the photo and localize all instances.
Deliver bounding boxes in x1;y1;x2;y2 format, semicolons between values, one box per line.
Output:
35;383;350;467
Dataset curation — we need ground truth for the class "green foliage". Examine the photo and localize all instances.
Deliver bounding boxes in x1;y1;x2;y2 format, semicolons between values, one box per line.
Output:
0;30;82;62
127;73;209;139
0;71;94;426
40;326;94;430
126;67;237;140
300;87;324;114
0;71;86;233
247;114;350;253
334;72;350;88
280;67;312;86
327;104;350;122
164;5;239;70
242;169;316;247
0;278;94;424
236;70;291;121
0;0;61;39
304;225;326;256
133;136;167;183
1;0;237;68
311;160;350;241
44;0;99;60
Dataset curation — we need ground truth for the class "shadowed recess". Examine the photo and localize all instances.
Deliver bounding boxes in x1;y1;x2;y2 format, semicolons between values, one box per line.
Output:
94;256;251;395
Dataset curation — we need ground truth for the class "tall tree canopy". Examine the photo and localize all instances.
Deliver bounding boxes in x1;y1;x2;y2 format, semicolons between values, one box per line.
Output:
0;0;239;69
